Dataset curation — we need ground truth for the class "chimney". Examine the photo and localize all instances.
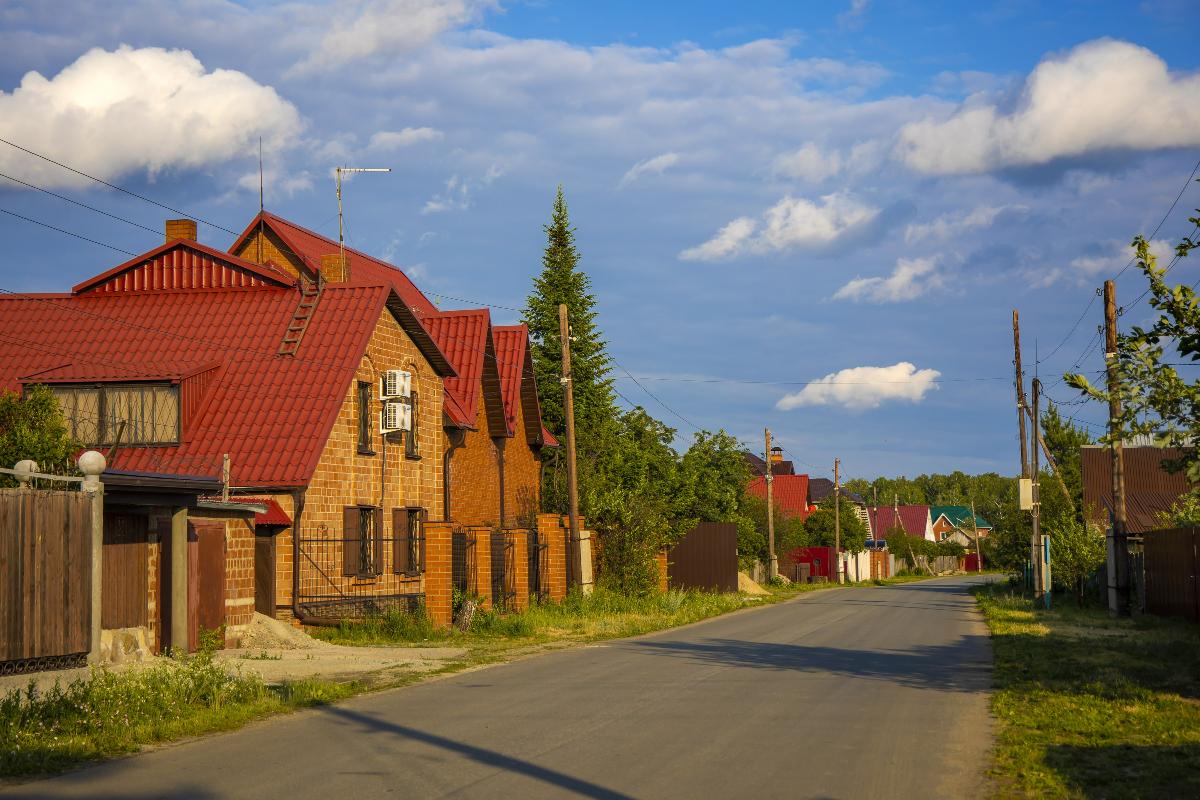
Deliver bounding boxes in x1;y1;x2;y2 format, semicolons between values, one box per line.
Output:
769;446;783;465
320;253;347;283
165;219;197;242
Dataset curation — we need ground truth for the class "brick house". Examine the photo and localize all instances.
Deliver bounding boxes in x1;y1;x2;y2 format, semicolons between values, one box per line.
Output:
0;219;455;632
930;506;992;542
747;474;812;519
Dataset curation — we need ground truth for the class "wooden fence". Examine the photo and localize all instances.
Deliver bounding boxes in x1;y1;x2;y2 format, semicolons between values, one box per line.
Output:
0;489;92;670
667;523;738;593
1142;527;1199;623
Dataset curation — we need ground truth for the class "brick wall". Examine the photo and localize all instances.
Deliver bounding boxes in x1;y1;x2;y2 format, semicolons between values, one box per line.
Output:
261;306;444;615
446;386;502;526
538;514;567;601
503;394;543;525
234;227;314;282
425;521;453;626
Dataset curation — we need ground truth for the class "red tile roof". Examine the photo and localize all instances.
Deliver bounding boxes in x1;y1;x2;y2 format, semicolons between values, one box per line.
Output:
869;505;932;539
228;212;437;316
74;239;295;294
239;497;292;527
493;324;554;448
0;284;422;488
422;309;493;430
747;474;811;519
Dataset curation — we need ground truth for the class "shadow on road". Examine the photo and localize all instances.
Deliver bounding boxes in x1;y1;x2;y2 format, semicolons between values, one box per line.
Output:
629;636;992;693
319;705;635;799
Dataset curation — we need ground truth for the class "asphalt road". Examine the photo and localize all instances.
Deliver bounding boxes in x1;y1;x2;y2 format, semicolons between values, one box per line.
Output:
5;576;995;800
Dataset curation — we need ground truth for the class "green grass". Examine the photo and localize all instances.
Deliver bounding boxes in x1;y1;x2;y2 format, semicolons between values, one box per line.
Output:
974;583;1200;799
0;650;360;779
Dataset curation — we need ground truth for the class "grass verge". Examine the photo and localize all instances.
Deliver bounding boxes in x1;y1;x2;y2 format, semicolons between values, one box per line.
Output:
0;650;360;779
974;583;1200;799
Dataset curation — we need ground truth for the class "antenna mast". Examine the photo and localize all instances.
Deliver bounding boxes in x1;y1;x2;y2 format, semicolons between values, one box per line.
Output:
335;166;390;283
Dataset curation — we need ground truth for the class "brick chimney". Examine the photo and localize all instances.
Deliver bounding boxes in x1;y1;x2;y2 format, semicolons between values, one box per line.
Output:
165;219;197;242
320;253;348;283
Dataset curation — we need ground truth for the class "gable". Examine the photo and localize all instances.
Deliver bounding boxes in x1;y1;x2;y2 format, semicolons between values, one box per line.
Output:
73;240;295;294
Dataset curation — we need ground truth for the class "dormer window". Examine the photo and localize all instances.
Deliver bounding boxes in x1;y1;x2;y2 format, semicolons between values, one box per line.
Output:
47;383;180;446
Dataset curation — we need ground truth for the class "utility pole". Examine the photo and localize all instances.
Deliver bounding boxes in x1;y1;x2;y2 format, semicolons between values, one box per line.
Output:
1031;377;1043;599
764;428;777;581
970;499;982;574
1022;406;1076;513
1013;310;1030;479
559;304;582;587
1103;280;1130;615
834;458;842;584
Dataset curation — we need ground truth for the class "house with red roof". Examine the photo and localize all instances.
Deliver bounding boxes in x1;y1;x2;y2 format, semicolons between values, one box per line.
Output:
747;474;813;520
0;219;456;640
868;505;934;541
227;211;555;530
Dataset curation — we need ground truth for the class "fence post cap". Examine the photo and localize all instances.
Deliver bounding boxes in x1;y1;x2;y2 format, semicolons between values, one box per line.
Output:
78;451;106;492
13;459;37;486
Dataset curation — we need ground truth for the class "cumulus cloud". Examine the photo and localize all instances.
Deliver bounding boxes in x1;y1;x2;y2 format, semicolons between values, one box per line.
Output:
897;39;1200;175
0;45;301;189
837;0;870;29
618;152;680;187
422;163;504;213
289;0;496;74
680;192;879;261
369;127;443;150
772;142;841;182
833;257;942;303
776;362;941;410
904;205;1022;244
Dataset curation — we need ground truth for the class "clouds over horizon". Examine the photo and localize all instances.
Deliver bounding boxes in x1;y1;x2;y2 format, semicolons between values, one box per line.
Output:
776;362;941;411
897;39;1200;175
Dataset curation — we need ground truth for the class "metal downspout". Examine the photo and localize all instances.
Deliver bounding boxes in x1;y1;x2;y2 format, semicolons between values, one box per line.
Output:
291;487;307;622
443;429;466;522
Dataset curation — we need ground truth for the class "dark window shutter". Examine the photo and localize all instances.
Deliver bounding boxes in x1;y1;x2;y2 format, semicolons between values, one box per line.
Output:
372;507;384;575
393;508;410;574
417;509;427;573
342;506;360;576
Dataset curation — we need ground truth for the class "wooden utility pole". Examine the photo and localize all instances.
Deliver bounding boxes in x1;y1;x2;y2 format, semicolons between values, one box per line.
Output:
970;499;982;574
1031;377;1043;599
834;458;842;584
1103;280;1130;615
1013;310;1031;479
764;429;777;581
559;304;582;587
1022;406;1076;513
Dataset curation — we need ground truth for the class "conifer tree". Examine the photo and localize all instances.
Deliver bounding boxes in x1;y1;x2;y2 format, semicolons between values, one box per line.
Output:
523;186;618;511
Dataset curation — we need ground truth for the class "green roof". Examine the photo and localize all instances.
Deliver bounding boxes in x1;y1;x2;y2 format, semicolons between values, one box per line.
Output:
931;505;990;529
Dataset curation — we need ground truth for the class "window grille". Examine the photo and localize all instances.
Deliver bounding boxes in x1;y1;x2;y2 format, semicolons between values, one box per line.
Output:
405;390;420;458
47;383;179;445
357;381;373;454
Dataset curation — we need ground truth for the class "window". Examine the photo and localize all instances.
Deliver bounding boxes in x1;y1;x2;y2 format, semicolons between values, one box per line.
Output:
405;390;420;458
343;505;382;577
357;381;373;454
48;383;179;445
393;507;426;576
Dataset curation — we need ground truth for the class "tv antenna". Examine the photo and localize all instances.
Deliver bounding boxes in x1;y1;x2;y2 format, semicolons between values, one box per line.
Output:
335;166;390;283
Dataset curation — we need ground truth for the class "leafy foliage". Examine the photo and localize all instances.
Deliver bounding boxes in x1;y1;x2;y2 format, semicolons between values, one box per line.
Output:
802;495;868;553
0;385;79;486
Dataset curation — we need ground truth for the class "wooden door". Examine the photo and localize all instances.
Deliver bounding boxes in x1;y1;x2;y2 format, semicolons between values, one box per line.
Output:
102;513;148;629
193;521;226;644
254;531;276;617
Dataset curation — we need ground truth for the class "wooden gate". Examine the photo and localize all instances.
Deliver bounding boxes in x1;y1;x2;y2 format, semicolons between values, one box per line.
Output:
1143;527;1199;623
254;531;277;617
102;513;148;629
0;489;92;672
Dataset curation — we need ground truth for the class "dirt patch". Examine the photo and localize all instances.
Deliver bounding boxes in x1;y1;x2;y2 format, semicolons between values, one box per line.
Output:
236;613;323;650
739;572;769;595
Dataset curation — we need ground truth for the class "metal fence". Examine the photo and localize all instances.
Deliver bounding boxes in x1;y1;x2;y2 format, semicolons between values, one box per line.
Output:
528;528;548;603
668;523;739;593
491;530;517;610
1142;527;1199;623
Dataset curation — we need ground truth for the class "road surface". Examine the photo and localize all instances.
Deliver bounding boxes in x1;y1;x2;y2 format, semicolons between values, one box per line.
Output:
5;575;995;799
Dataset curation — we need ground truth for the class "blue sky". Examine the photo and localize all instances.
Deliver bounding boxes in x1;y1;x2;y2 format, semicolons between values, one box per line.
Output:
1;0;1198;482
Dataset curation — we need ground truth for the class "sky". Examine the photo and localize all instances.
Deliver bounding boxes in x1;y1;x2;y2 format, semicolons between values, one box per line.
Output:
1;0;1198;483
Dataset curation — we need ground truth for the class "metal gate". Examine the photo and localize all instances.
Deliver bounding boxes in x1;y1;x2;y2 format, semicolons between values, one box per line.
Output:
452;527;475;595
491;530;516;610
528;528;548;603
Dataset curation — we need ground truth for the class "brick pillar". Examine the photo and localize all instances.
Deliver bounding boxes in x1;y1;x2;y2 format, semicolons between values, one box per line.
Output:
657;550;669;593
509;531;529;612
469;526;493;610
538;514;567;601
424;521;454;627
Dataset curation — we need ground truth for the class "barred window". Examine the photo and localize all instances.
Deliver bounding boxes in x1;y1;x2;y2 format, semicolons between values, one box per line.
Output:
343;505;383;578
48;383;179;445
405;390;420;458
357;381;373;454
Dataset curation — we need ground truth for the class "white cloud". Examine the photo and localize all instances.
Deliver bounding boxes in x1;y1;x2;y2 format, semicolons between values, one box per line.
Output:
776;362;941;410
618;152;680;187
904;205;1021;244
897;39;1200;174
837;0;870;29
421;163;504;213
681;192;878;261
833;256;943;303
369;127;443;149
1069;238;1173;276
289;0;496;74
772;142;841;182
0;45;301;189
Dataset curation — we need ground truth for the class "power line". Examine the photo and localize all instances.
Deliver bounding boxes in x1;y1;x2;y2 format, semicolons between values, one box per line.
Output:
0;172;162;235
0;208;138;256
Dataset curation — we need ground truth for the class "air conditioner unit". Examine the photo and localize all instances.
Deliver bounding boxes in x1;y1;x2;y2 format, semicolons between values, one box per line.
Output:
380;401;411;434
380;370;412;399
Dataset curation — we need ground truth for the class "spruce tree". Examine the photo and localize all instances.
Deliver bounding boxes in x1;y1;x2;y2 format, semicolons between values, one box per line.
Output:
523;186;617;511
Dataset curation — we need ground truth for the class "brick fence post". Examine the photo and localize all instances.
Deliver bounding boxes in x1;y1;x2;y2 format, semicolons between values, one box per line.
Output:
538;514;567;601
424;521;453;627
469;526;493;610
509;530;529;612
657;550;670;593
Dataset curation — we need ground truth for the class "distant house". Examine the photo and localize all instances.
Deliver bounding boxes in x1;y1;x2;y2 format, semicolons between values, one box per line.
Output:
743;449;795;477
747;474;812;520
868;505;934;541
1081;445;1195;533
931;506;992;542
808;478;872;534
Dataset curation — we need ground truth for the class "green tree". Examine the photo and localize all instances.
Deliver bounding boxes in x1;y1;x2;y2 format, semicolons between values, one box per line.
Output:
0;386;78;487
523;186;618;514
1045;514;1106;606
802;496;868;553
1040;401;1092;521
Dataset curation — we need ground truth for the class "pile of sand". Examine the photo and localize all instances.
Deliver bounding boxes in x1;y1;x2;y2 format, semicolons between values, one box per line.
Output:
235;613;322;650
738;572;769;595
